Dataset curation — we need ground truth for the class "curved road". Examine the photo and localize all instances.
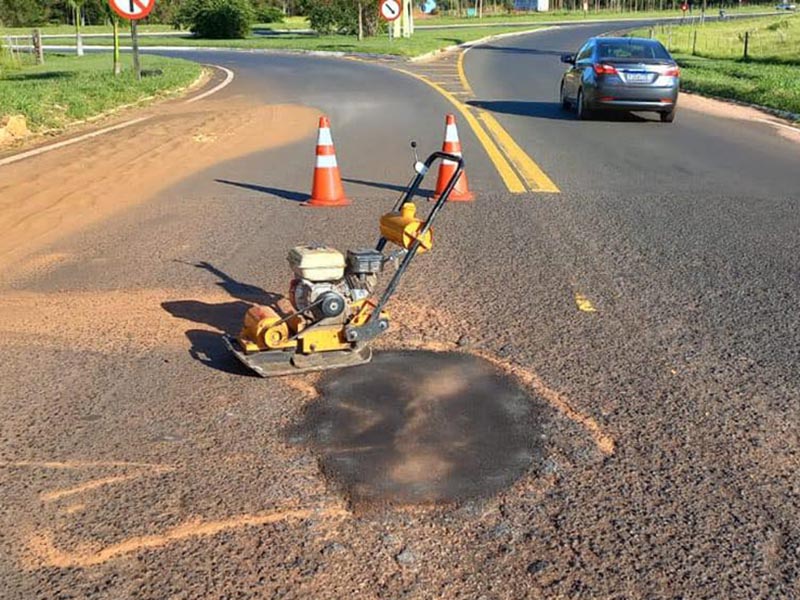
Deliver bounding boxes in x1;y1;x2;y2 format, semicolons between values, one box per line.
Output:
1;22;798;599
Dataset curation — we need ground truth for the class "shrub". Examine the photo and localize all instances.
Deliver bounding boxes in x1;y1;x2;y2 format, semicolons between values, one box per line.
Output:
304;0;378;36
181;0;254;38
254;4;283;22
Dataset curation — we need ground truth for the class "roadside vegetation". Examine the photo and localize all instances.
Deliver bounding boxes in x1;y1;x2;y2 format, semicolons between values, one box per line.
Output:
4;6;781;57
26;25;550;56
0;52;201;132
629;15;800;116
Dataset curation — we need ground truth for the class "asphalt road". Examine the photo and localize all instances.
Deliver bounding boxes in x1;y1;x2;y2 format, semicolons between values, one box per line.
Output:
1;22;799;599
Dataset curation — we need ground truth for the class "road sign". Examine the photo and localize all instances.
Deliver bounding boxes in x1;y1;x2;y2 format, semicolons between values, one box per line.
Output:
681;2;689;11
109;0;155;20
380;0;402;22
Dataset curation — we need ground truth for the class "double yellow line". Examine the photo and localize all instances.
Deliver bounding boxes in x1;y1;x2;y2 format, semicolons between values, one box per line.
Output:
395;51;559;194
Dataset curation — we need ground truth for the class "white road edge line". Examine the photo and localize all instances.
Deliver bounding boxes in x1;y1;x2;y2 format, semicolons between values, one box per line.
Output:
185;65;235;104
754;118;800;134
0;64;235;168
0;116;152;168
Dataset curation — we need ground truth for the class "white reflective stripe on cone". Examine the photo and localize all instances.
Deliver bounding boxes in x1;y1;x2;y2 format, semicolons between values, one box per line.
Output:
317;128;334;146
316;154;338;168
444;124;459;143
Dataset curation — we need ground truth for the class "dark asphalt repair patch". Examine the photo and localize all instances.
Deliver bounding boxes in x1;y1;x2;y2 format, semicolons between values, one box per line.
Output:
290;351;545;507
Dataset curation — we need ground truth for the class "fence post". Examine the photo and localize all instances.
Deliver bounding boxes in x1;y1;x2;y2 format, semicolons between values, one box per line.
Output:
692;29;697;55
743;30;749;61
32;28;44;65
667;26;673;51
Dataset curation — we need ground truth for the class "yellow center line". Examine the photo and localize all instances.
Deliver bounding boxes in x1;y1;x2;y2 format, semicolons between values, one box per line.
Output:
456;51;475;97
394;67;526;194
388;45;560;195
574;293;597;313
477;110;561;193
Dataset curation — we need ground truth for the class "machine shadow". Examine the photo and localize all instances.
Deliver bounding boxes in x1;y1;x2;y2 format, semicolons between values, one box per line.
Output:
473;44;572;57
182;260;281;304
469;100;652;123
287;351;546;509
469;100;575;121
342;177;434;199
215;179;310;202
162;262;284;375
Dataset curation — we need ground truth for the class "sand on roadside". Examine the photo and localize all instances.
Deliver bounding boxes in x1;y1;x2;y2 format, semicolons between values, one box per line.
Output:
0;97;319;274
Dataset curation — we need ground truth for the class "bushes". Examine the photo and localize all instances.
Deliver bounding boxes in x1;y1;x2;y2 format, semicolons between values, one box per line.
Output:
180;0;254;38
303;0;379;36
253;3;283;23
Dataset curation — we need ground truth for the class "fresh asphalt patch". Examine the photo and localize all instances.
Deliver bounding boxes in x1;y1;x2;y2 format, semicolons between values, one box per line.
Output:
288;350;549;508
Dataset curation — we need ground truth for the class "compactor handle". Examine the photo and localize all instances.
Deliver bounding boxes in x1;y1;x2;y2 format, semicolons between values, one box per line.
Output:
346;152;465;344
393;151;464;213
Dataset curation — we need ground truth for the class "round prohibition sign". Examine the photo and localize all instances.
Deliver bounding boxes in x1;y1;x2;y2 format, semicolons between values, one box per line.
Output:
380;0;402;21
109;0;155;20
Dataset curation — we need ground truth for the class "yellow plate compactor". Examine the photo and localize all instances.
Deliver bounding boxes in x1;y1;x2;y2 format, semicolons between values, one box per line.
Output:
223;150;465;377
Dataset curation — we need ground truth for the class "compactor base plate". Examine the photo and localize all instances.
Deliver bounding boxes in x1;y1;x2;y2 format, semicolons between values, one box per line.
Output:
223;335;372;378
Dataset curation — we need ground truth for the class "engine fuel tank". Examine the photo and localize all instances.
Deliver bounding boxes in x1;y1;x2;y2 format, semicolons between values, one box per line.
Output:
379;203;432;253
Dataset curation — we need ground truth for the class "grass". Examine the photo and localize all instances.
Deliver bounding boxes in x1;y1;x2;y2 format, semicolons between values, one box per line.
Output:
0;23;177;36
628;16;800;115
0;52;201;131
0;5;777;39
415;4;776;26
637;14;800;61
676;56;800;114
34;25;551;57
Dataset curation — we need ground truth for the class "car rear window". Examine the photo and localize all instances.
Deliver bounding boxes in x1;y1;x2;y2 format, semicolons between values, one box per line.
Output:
597;40;672;60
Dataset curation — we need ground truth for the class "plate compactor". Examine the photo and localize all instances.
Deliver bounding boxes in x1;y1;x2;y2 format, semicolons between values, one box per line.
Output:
223;150;465;377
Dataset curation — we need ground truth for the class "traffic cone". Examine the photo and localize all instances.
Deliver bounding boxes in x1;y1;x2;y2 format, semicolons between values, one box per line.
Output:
433;114;474;202
305;116;350;207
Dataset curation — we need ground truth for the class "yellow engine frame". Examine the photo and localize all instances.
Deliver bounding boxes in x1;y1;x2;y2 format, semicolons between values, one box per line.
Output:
237;299;386;356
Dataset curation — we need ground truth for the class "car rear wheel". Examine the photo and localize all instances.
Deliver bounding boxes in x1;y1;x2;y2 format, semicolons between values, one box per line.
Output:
660;108;676;123
576;89;593;120
560;83;571;110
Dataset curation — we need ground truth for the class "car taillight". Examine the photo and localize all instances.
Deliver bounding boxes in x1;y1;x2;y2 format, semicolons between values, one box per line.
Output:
664;66;681;77
593;63;618;75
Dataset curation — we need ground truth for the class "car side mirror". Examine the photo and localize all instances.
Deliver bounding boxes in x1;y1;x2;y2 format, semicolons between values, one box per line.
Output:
561;54;575;64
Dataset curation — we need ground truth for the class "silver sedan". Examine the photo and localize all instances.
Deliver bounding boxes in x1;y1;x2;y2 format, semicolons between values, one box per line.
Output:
560;37;681;123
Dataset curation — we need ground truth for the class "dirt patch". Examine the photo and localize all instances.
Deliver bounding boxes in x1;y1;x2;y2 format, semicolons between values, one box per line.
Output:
0;115;29;145
0;98;319;274
289;350;544;509
0;287;240;354
681;92;800;145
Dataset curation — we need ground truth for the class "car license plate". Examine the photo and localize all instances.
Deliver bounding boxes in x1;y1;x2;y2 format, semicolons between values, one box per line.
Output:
626;73;651;83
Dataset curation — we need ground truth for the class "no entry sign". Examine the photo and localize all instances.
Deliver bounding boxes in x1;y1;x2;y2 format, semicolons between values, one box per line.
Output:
380;0;402;21
109;0;155;20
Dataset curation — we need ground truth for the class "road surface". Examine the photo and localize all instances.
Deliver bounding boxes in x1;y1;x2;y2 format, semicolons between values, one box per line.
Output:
1;21;798;599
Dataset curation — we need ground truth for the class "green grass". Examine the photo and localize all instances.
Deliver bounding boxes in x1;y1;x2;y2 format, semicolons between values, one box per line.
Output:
36;26;549;57
0;53;201;131
636;14;800;61
676;56;800;115
0;23;177;36
416;4;775;26
627;16;800;115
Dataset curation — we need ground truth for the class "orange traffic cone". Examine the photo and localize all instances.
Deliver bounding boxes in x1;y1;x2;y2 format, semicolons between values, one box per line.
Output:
433;114;474;202
305;116;350;207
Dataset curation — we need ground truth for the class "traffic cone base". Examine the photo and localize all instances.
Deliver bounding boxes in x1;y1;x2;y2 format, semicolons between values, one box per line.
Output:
433;114;474;202
305;116;350;208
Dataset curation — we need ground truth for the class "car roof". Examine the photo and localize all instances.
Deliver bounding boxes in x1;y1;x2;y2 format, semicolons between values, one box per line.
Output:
591;37;664;44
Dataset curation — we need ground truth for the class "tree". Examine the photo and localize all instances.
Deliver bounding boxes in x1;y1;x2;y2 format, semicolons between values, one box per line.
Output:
0;0;48;26
67;0;86;56
180;0;255;38
303;0;378;36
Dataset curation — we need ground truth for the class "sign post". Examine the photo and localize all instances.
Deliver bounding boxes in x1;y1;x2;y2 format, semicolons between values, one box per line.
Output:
380;0;403;42
108;0;155;80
